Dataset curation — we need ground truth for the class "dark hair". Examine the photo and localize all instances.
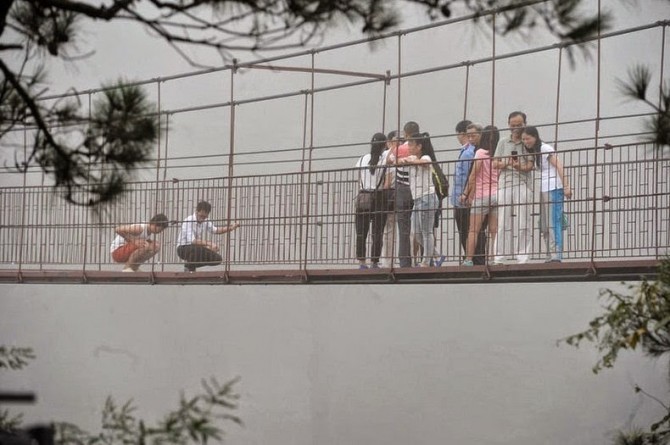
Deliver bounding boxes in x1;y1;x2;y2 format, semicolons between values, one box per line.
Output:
149;213;169;229
508;111;527;124
410;132;437;162
455;119;472;134
387;130;397;140
403;121;420;138
196;201;212;213
479;125;500;156
522;125;542;168
369;132;387;174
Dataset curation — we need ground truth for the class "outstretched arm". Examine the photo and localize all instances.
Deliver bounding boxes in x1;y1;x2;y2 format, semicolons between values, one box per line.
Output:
214;222;241;235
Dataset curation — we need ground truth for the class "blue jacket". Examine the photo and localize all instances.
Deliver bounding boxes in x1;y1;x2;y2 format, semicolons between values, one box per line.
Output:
451;143;476;207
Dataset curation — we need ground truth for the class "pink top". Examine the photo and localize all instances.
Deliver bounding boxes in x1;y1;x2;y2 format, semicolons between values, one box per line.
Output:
396;142;409;159
473;148;498;199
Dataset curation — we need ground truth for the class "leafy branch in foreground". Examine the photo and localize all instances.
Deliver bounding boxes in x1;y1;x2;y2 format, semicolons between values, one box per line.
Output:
0;347;34;432
0;346;35;370
617;64;670;149
55;377;242;445
561;258;670;374
0;409;24;433
0;71;158;206
560;258;670;444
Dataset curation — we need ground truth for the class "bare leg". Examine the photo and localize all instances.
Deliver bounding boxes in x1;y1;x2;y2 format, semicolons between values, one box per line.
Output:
487;209;498;263
126;242;160;271
466;212;484;261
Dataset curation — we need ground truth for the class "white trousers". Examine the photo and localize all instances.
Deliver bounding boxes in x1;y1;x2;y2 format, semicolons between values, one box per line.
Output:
495;184;532;263
380;212;396;267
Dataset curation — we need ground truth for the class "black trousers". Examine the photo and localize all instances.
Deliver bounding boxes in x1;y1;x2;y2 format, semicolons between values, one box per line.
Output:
355;190;388;263
177;245;222;271
453;207;488;265
394;184;414;268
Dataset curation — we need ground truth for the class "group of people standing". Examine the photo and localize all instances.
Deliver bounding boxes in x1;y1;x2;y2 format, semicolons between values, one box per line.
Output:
355;111;572;268
455;112;572;266
354;121;446;269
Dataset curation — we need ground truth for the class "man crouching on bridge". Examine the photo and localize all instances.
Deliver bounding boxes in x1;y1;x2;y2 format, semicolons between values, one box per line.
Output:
176;201;241;273
110;213;169;272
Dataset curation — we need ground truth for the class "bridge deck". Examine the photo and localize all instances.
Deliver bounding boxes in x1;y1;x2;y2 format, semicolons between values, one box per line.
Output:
0;260;658;285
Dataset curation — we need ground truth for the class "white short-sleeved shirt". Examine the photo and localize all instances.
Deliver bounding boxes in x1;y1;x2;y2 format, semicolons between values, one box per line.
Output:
356;152;388;191
177;213;218;246
110;224;150;253
407;155;435;199
540;143;563;192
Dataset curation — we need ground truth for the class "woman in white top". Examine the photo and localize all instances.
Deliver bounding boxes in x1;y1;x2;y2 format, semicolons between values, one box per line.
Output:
354;133;389;269
399;132;439;267
521;126;572;262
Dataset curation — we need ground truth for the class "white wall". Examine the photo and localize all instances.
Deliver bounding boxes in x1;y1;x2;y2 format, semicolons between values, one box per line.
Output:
1;282;666;444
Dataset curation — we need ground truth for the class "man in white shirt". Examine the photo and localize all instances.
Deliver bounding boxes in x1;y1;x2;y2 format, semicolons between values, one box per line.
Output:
492;111;535;264
177;201;240;272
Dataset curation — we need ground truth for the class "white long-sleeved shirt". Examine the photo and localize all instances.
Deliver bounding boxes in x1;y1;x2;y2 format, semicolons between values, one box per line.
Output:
177;213;218;246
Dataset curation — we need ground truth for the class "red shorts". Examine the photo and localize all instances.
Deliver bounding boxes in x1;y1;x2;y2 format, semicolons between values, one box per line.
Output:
111;243;139;263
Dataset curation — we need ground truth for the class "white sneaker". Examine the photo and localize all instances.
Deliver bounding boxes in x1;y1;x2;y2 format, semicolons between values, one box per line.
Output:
121;267;134;272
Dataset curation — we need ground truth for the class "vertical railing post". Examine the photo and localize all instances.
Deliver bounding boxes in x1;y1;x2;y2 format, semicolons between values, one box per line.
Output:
17;126;28;278
224;60;237;275
152;80;163;274
82;92;92;273
490;13;496;126
463;63;470;120
300;51;316;273
159;113;170;271
387;33;403;270
397;33;402;135
300;92;309;174
550;46;564;260
655;25;666;260
589;0;603;266
554;46;563;148
298;91;309;268
381;70;389;133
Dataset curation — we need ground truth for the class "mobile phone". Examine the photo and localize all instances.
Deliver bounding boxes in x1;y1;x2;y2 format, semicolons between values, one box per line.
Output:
511;150;518;160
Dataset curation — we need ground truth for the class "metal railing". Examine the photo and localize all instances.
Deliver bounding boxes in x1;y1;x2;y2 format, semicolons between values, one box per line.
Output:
1;141;667;274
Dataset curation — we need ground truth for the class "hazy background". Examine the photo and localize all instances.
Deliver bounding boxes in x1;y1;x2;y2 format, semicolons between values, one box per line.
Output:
2;2;670;443
2;0;669;184
1;282;668;444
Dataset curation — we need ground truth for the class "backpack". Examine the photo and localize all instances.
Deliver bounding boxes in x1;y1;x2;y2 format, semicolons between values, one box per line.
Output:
432;163;450;200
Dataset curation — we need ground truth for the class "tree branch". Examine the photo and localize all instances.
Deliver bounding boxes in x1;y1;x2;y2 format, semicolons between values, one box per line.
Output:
0;57;68;165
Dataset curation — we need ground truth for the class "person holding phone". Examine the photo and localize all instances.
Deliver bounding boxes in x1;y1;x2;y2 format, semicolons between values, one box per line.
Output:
491;111;535;264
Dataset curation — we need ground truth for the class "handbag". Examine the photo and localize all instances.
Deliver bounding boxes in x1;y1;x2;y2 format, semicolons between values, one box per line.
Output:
355;192;373;212
354;155;385;212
